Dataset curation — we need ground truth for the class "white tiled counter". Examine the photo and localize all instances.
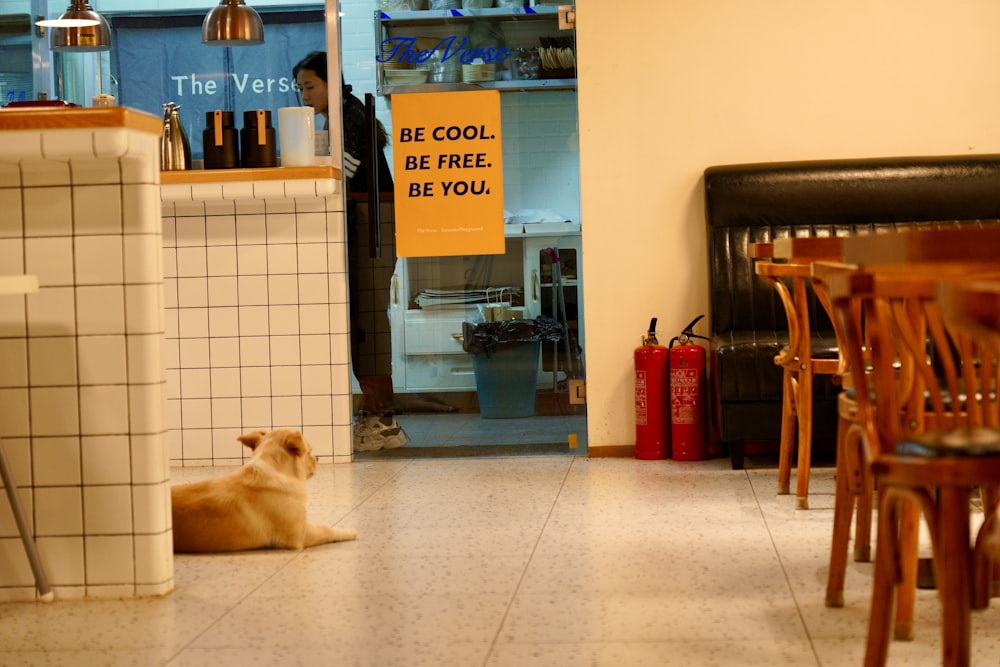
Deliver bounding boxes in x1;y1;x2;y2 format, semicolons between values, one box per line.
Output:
159;167;353;467
0;107;171;601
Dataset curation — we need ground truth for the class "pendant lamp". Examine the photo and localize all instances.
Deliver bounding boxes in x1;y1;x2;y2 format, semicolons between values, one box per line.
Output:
202;0;264;46
40;1;111;53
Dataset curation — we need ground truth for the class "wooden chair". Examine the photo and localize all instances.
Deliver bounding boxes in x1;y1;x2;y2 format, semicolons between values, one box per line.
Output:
752;239;843;510
811;261;874;609
938;279;1000;591
754;240;876;610
826;267;1000;666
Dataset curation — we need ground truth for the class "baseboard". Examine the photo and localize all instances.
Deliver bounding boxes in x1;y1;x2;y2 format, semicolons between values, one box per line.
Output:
587;445;635;458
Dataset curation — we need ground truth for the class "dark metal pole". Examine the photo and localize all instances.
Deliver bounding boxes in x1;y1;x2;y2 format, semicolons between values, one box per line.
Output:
364;93;381;259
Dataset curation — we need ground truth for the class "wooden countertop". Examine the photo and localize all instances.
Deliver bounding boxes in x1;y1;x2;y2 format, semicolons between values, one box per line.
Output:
0;107;343;182
0;106;162;135
161;165;341;184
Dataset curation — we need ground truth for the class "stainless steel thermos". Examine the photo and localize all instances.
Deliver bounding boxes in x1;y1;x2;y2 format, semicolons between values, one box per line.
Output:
161;102;191;171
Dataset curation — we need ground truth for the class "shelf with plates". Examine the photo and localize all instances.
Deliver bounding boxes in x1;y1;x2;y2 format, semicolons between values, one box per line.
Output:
377;5;567;27
379;78;577;95
375;4;575;97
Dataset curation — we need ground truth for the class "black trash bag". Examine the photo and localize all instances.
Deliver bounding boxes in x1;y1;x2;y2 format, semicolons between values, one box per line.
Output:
462;315;563;356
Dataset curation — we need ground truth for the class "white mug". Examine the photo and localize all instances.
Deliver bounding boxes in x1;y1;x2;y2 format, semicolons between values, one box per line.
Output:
278;106;316;167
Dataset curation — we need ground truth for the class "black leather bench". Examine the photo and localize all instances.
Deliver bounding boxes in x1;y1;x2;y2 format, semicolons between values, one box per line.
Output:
704;154;1000;469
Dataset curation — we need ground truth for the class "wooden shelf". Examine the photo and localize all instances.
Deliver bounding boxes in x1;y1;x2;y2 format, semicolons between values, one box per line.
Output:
0;106;162;135
380;79;576;95
160;165;341;185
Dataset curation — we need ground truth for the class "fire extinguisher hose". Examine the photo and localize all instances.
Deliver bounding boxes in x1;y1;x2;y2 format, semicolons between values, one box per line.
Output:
669;315;709;349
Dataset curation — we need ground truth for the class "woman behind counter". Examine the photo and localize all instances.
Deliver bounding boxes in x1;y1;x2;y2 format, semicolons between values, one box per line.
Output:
293;51;406;452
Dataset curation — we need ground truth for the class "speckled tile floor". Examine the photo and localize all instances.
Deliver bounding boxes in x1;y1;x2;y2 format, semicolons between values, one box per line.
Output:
3;456;1000;666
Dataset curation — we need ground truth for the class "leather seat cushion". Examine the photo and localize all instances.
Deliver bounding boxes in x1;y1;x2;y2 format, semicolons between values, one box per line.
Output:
710;331;840;403
715;399;838;443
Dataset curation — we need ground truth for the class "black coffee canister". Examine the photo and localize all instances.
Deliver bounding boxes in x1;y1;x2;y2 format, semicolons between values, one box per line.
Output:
203;110;239;169
240;109;277;168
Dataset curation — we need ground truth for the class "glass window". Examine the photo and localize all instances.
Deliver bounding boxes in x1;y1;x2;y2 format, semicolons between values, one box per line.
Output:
109;10;325;159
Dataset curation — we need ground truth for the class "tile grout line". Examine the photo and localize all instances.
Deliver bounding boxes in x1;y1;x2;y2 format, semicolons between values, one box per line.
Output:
334;458;418;523
482;455;577;667
161;551;301;666
161;458;418;666
745;469;825;666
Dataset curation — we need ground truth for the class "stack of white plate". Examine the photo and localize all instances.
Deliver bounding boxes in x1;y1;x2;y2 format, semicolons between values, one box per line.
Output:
462;63;496;82
385;69;430;85
381;45;408;70
380;0;426;9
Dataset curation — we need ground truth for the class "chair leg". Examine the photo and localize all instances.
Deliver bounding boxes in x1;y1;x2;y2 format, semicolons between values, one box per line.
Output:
936;487;972;667
0;439;53;601
795;367;814;510
777;371;797;495
826;430;854;607
865;493;900;667
972;488;998;609
977;486;1000;597
894;499;921;641
855;471;874;562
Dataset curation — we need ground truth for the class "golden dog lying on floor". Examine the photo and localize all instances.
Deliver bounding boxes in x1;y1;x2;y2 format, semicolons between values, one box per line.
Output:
171;429;357;552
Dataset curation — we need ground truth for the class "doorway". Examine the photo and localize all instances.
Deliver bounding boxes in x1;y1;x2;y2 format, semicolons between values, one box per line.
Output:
338;1;585;458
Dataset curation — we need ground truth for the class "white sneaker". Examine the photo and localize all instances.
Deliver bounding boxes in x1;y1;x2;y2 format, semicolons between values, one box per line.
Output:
353;413;409;451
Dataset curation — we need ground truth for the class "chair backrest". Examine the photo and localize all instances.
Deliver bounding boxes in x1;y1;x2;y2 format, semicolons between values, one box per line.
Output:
824;266;1000;460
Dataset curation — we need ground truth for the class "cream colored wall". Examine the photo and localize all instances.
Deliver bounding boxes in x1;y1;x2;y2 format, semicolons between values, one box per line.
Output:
577;0;1000;449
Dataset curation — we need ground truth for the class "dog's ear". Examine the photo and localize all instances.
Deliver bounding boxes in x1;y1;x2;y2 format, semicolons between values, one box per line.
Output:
284;431;305;457
284;431;305;456
237;430;268;450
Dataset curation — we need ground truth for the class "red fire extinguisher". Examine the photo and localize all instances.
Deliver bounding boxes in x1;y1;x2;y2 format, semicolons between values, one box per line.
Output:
634;318;669;460
668;316;709;461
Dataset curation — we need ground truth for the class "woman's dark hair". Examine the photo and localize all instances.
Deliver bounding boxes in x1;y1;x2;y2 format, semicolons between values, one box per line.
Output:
292;51;327;83
293;51;389;149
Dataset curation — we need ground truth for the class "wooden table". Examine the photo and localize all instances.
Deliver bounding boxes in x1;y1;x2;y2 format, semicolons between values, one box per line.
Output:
842;226;1000;270
771;235;846;261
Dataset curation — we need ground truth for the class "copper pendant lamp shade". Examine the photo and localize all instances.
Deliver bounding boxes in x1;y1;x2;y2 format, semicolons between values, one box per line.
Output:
45;0;112;52
202;0;264;47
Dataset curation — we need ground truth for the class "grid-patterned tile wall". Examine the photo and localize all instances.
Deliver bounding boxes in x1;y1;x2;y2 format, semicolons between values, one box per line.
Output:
498;91;581;221
0;127;172;602
160;179;352;466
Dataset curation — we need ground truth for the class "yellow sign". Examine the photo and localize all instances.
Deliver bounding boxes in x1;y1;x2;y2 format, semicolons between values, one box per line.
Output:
391;90;505;257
